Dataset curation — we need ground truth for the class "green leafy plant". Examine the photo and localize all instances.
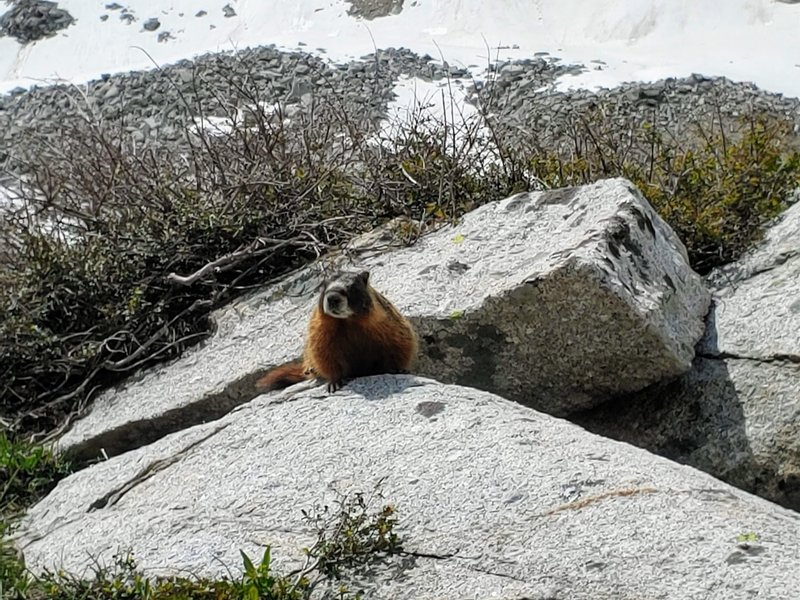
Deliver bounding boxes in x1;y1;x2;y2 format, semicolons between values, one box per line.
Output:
0;433;71;519
0;484;401;600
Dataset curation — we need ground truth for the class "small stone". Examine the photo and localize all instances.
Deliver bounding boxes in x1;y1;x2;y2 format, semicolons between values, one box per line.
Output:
222;4;236;17
143;17;160;31
195;10;207;17
103;84;120;100
105;2;123;9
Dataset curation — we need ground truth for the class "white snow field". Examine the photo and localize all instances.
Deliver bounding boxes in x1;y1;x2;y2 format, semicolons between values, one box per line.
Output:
0;0;799;96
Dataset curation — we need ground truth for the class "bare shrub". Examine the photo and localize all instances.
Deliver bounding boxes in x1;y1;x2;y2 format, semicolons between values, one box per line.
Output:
1;59;798;436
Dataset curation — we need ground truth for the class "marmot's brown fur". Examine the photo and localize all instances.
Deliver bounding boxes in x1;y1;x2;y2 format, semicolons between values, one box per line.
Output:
256;270;418;393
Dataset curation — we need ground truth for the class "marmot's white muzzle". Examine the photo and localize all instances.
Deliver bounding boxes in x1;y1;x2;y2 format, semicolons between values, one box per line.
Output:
323;289;353;318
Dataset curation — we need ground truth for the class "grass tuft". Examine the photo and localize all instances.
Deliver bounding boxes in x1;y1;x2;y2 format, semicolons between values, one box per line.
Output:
1;475;400;600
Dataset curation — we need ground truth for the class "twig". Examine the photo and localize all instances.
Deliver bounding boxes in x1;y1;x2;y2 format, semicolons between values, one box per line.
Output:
167;236;324;286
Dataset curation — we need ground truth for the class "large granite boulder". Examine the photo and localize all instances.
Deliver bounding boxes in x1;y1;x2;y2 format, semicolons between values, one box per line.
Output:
18;377;800;600
58;178;709;462
577;202;800;510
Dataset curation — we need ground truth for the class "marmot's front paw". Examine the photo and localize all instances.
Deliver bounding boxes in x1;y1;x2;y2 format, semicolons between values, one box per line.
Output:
327;379;344;393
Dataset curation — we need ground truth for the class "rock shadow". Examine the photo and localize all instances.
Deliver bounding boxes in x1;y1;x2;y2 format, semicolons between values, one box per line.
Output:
571;300;797;509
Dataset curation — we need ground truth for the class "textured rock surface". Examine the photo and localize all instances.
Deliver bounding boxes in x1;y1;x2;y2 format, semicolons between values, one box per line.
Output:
0;0;74;44
57;179;709;461
346;0;405;20
577;202;800;510
401;178;710;411
19;377;800;600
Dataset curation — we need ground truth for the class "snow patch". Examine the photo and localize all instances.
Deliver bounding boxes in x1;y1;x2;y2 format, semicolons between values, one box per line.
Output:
1;0;800;97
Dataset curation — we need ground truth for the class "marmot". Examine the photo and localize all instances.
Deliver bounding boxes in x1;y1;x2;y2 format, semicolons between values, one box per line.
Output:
257;270;418;393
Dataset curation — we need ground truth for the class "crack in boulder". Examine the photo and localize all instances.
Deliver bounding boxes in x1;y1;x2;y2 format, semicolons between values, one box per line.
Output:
87;422;229;511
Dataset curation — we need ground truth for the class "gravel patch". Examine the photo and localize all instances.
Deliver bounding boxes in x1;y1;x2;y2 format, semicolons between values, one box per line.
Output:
472;60;800;151
0;46;467;159
0;41;798;168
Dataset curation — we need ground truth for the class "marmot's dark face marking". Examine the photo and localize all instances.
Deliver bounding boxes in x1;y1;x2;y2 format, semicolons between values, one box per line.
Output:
321;271;373;319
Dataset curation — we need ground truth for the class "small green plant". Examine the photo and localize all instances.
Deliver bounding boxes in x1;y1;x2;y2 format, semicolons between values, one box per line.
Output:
634;115;800;273
1;530;31;600
0;486;401;600
736;531;759;544
19;550;301;600
1;434;72;599
300;490;401;582
518;111;800;274
0;433;72;519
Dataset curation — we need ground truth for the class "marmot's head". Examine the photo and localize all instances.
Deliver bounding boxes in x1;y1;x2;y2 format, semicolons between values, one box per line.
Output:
320;270;373;319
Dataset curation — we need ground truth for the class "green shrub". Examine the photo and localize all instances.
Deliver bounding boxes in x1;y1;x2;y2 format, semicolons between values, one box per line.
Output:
0;433;71;519
521;112;800;273
1;433;72;599
635;116;800;272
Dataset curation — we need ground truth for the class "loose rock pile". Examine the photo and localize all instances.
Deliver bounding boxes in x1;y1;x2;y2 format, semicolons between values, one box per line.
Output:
346;0;406;20
0;0;74;44
474;63;800;151
2;40;800;166
0;46;459;156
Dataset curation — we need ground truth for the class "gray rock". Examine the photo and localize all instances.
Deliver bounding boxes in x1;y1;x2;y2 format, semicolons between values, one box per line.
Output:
403;179;709;412
102;84;120;100
0;0;75;44
57;179;709;462
346;0;404;20
17;377;800;599
707;198;800;289
142;17;160;31
577;202;800;510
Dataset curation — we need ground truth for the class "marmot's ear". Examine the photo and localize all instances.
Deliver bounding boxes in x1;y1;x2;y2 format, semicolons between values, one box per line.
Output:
357;271;370;284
